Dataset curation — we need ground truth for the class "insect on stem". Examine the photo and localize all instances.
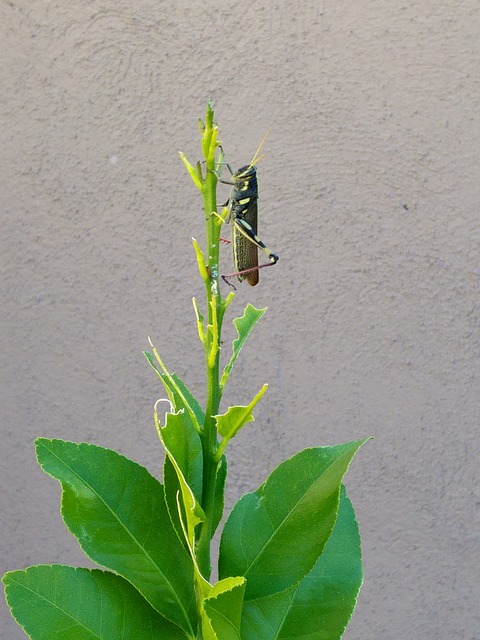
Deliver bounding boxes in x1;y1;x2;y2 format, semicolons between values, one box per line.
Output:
218;132;279;287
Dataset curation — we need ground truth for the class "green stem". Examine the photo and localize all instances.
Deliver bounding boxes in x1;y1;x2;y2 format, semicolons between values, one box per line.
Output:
195;110;224;579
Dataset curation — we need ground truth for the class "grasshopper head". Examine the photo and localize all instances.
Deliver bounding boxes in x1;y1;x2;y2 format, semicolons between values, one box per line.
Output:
233;164;257;182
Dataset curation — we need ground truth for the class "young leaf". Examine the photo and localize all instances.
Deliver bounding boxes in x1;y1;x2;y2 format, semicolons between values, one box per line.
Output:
211;455;227;537
179;151;203;191
201;577;246;640
156;411;206;549
240;488;363;640
159;408;203;505
3;565;188;640
35;438;197;637
171;373;205;425
215;384;268;459
192;238;210;284
220;304;267;389
219;440;368;600
144;348;204;431
192;296;206;344
163;456;190;548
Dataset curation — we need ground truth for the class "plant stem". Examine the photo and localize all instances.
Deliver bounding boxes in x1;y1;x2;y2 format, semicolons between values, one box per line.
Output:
195;106;224;579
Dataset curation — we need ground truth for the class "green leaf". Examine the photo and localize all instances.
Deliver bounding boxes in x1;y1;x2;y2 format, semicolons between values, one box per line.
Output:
3;565;187;639
240;488;363;639
215;405;254;438
201;577;246;640
212;455;227;537
35;439;197;637
179;151;203;190
163;420;227;546
220;304;267;389
192;240;210;286
157;411;205;549
159;408;203;505
144;349;204;431
171;373;205;424
163;456;189;549
155;410;203;543
215;384;268;459
192;296;206;344
219;440;367;600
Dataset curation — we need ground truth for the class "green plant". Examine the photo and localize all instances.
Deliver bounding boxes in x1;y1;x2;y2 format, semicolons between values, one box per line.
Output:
3;102;367;640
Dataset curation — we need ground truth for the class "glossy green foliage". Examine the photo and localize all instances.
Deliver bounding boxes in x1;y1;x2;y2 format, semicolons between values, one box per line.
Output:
3;566;187;639
35;439;196;637
220;304;267;389
4;434;365;639
240;488;363;639
201;577;246;640
145;356;205;433
219;442;366;600
159;410;205;549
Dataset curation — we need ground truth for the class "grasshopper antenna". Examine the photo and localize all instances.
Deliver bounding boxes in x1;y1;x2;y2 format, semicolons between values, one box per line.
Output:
248;129;270;168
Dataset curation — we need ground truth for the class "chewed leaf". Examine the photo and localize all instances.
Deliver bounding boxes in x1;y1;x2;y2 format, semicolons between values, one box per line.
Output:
201;577;246;640
215;384;268;459
220;304;267;389
145;346;204;431
158;408;203;504
157;405;204;548
155;410;205;550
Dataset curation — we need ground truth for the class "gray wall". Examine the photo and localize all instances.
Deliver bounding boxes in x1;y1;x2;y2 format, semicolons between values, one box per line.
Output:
2;1;479;638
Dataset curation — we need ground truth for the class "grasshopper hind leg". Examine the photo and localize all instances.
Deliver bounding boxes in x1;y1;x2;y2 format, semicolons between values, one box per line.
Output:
222;217;279;287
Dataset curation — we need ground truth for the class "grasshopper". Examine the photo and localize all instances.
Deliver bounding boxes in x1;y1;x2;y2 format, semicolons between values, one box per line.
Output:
218;134;279;287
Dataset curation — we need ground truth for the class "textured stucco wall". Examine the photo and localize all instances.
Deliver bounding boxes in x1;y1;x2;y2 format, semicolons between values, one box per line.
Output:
1;1;479;638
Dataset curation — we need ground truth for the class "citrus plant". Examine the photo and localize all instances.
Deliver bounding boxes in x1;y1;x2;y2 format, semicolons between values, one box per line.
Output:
3;102;367;639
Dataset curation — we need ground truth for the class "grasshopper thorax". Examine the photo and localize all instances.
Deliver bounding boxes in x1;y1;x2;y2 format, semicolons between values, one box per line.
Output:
231;165;258;198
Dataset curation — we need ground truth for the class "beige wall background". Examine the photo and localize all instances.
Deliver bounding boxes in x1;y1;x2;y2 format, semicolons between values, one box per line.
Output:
1;1;479;638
